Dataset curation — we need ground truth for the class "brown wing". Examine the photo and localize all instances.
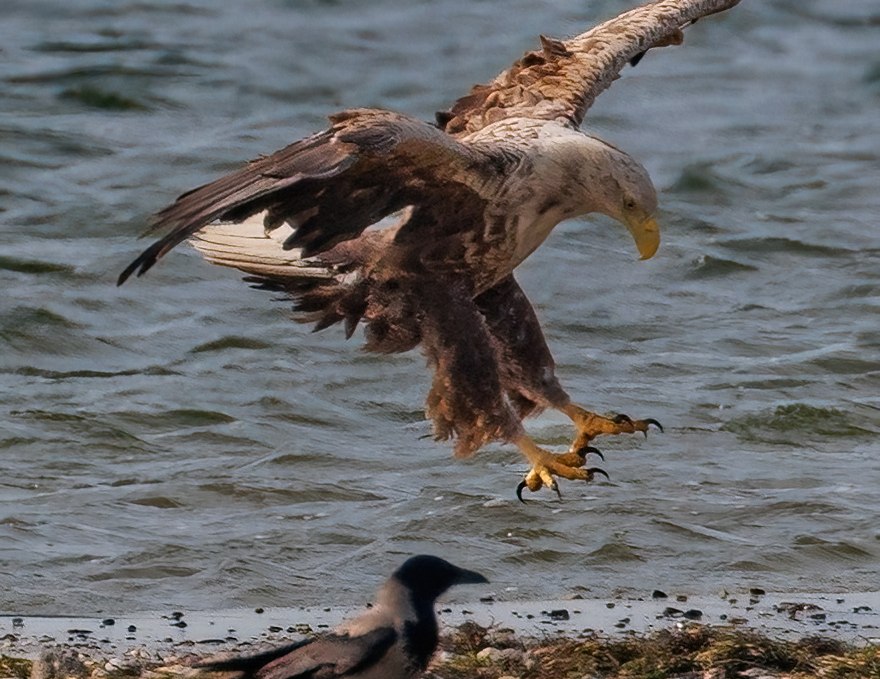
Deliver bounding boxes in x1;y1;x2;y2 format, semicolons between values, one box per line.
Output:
437;0;741;136
117;109;496;285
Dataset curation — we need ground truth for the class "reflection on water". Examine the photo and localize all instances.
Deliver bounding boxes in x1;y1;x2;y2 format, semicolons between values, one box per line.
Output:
1;0;879;615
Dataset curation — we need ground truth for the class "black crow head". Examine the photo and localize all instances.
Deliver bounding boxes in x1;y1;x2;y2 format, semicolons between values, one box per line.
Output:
392;555;488;604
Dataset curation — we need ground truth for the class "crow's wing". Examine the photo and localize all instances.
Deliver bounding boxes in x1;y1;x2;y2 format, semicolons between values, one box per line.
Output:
257;627;397;679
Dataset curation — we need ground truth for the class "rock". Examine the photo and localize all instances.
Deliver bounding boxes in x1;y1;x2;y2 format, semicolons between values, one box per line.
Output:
31;649;89;679
738;668;778;679
485;629;518;647
476;647;523;664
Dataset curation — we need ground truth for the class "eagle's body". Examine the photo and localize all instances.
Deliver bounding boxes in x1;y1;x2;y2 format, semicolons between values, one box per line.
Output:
119;0;741;497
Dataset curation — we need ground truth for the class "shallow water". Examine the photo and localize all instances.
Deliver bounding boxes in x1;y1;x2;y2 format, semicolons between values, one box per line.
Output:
2;0;879;616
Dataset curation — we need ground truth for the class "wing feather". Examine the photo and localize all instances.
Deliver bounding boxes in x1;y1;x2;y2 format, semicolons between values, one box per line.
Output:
117;109;491;285
257;627;397;679
437;0;741;135
194;628;396;679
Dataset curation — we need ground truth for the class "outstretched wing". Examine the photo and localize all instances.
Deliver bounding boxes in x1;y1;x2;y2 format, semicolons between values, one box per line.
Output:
196;627;397;679
117;109;494;285
437;0;740;136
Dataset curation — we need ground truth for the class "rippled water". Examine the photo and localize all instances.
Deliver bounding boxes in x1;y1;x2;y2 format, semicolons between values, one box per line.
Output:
2;0;879;616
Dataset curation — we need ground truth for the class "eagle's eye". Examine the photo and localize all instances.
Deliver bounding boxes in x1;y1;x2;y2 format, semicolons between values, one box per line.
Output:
623;197;638;211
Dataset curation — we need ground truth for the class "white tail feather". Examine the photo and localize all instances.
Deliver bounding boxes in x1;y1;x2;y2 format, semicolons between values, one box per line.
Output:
190;214;334;280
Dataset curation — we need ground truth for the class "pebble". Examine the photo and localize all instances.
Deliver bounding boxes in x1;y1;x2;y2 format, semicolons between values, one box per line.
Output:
485;629;517;647
739;669;778;679
476;647;523;663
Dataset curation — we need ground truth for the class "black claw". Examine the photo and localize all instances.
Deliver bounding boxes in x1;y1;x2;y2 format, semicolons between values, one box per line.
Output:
587;467;610;481
574;445;604;461
551;481;562;500
645;418;664;433
515;480;528;504
613;413;633;425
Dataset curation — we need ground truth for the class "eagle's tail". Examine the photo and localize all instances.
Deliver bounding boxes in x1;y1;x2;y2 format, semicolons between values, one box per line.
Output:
191;214;335;282
191;213;371;338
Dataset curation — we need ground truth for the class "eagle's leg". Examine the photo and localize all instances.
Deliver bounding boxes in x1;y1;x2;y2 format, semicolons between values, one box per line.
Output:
472;276;611;496
419;278;525;459
561;404;663;456
418;278;597;499
475;275;659;497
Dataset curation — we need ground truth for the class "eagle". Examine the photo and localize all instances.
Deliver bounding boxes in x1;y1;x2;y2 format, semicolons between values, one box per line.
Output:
118;0;741;499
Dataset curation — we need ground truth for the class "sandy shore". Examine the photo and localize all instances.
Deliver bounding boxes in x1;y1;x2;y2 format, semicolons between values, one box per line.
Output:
2;590;879;678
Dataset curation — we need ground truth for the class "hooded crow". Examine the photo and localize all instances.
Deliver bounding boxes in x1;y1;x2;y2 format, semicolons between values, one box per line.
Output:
197;555;488;679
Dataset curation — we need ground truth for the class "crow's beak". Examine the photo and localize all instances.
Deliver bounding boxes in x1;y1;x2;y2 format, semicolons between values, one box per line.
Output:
454;566;489;585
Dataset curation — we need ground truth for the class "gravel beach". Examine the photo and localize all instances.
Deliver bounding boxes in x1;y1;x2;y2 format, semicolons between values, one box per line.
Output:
3;591;879;678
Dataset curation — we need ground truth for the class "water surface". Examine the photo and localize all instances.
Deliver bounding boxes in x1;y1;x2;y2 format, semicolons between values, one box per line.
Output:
1;0;879;615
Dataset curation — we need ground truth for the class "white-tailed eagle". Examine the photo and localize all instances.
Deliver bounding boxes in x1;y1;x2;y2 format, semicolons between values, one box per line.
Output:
119;0;741;499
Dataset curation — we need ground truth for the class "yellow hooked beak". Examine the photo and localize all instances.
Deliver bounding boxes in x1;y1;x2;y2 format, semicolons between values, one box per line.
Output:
625;215;661;260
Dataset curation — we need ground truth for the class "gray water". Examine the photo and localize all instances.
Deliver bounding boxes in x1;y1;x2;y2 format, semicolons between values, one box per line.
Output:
2;0;879;617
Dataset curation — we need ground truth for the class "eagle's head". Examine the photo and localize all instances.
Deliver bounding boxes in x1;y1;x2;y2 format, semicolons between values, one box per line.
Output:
557;130;660;260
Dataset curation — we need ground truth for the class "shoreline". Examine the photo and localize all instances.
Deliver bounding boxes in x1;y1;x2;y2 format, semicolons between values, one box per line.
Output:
2;590;878;677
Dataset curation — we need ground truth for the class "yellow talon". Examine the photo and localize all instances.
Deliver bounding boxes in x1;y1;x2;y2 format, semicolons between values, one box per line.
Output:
514;434;607;502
